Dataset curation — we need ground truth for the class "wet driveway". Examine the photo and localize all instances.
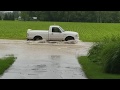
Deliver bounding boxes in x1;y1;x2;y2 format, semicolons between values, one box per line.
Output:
0;39;93;79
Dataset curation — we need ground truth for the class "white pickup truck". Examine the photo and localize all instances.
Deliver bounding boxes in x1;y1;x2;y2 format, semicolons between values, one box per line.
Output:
27;25;79;41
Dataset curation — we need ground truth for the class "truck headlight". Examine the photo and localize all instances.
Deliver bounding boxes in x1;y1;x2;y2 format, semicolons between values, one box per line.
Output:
75;34;79;37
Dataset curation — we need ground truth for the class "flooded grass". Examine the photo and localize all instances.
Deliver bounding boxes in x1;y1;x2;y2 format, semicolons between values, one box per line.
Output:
0;55;16;75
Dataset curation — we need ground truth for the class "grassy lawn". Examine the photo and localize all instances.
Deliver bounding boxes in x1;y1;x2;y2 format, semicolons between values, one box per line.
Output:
0;55;16;75
0;21;120;42
78;56;120;79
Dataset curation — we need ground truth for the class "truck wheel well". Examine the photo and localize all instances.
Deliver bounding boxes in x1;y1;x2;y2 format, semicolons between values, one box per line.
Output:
65;36;74;41
34;36;43;40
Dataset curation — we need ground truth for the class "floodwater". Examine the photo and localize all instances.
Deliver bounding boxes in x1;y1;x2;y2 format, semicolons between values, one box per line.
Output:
0;39;93;79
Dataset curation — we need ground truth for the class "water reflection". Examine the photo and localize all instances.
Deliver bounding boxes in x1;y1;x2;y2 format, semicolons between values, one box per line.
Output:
50;55;61;60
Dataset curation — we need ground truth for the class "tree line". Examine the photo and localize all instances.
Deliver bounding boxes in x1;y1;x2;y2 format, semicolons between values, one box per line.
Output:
1;11;120;23
20;11;120;23
0;11;19;20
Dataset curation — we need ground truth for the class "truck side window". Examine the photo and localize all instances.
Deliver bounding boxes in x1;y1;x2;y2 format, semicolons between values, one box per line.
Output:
52;27;61;33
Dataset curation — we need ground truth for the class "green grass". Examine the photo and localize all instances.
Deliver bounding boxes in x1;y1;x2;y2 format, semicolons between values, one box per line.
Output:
78;56;120;79
1;21;120;41
0;55;16;75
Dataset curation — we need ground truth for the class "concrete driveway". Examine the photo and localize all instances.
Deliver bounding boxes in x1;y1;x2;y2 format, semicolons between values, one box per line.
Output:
0;40;93;79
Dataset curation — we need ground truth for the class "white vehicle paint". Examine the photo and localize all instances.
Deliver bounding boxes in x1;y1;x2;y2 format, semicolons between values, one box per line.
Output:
27;25;79;41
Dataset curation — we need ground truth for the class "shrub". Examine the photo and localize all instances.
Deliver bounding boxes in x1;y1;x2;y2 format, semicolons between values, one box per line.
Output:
88;36;120;74
88;42;104;65
104;42;120;74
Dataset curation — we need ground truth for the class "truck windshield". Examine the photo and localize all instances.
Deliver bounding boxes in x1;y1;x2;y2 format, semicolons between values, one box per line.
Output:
59;27;65;32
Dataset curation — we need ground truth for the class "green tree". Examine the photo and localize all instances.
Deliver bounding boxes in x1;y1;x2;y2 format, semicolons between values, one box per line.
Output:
0;16;1;20
13;11;19;20
10;13;15;20
4;13;9;20
21;11;29;21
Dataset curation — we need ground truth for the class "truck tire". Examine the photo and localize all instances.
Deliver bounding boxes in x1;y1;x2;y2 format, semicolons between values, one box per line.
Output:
34;36;43;41
65;36;74;41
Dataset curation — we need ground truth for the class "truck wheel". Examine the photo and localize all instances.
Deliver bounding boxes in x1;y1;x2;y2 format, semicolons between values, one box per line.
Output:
34;36;42;41
65;36;74;41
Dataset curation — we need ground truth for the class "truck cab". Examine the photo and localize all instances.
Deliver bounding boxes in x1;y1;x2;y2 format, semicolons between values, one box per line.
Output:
48;25;65;40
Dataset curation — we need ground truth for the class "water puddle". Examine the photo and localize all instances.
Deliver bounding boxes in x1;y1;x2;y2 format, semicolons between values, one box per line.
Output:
0;39;93;79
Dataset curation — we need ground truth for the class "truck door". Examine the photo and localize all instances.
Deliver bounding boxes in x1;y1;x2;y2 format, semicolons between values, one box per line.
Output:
49;27;63;40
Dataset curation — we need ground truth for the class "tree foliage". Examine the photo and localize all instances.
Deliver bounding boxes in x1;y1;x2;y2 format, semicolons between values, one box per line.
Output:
13;11;20;20
3;13;14;20
20;11;120;22
0;16;1;20
1;11;120;22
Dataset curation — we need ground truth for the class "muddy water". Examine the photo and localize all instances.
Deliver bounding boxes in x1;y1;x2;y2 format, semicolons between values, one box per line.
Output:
0;39;93;79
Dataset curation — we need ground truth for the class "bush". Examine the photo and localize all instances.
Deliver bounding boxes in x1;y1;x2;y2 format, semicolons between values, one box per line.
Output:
88;36;120;74
88;42;104;65
104;42;120;74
